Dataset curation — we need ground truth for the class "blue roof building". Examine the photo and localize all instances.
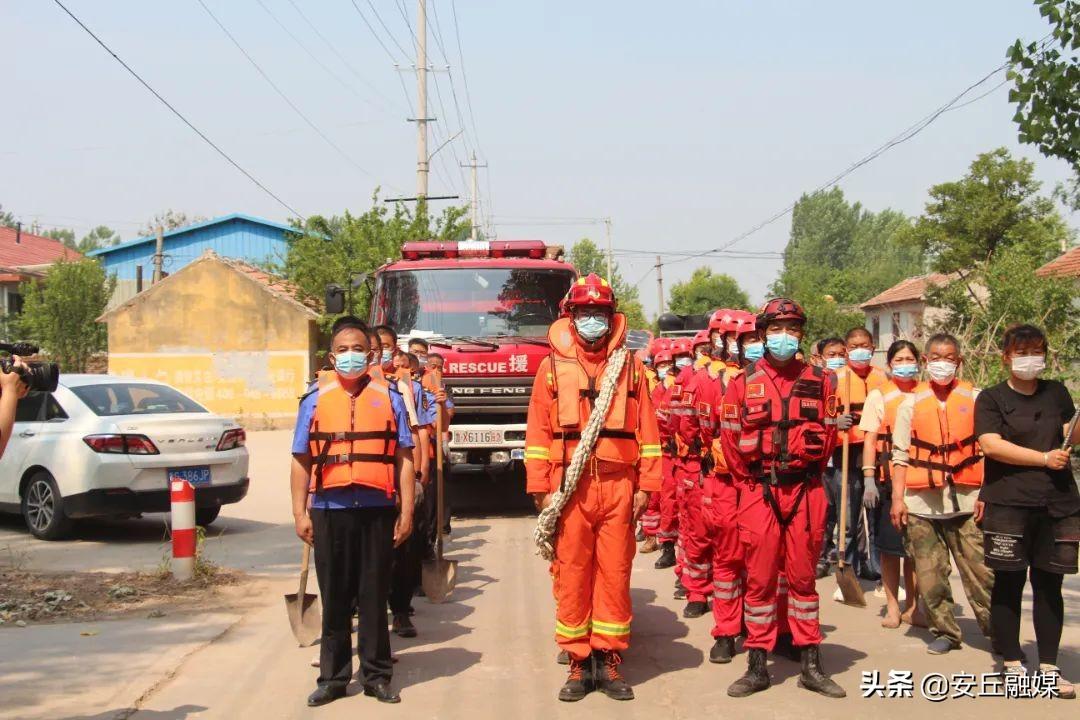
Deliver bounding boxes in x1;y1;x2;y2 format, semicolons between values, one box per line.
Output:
89;213;298;307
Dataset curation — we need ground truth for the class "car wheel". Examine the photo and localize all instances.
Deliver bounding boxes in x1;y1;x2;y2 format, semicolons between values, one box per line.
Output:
195;505;221;527
21;472;73;540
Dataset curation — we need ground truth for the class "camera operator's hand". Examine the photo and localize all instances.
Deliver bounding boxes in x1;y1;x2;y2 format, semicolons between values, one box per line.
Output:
0;356;29;399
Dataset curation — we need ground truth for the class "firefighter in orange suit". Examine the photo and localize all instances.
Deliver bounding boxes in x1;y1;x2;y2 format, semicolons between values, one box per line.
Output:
525;273;661;703
639;345;675;553
719;299;846;699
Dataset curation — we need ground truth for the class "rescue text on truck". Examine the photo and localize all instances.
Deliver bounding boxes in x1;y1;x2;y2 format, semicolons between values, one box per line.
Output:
370;240;576;476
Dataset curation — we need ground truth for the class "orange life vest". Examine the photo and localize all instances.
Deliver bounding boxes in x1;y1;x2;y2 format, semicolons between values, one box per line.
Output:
308;370;398;496
905;380;983;490
545;315;642;466
736;361;834;478
872;380;922;483
835;365;890;445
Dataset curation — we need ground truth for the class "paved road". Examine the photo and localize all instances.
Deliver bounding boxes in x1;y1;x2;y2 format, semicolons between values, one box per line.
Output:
2;432;1077;719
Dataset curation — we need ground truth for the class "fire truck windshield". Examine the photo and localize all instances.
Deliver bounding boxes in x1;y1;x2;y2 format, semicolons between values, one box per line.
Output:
374;267;574;338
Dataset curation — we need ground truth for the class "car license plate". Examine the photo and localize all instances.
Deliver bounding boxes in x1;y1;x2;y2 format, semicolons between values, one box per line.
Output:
169;466;211;487
452;428;503;446
510;449;525;460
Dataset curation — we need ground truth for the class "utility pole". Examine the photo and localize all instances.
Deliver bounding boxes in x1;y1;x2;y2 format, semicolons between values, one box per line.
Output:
461;152;487;240
152;225;164;284
655;255;664;316
603;217;613;280
415;0;429;200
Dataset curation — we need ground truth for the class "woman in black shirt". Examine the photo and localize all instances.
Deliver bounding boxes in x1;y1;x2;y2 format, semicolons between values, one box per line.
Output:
975;324;1078;699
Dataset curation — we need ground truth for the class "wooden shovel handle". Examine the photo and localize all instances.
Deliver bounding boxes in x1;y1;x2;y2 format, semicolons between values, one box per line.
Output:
298;541;311;597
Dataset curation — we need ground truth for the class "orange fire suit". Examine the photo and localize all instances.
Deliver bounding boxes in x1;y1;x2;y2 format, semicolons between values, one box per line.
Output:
525;315;662;661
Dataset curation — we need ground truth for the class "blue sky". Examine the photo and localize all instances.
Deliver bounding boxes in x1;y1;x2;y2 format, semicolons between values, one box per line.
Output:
3;1;1074;315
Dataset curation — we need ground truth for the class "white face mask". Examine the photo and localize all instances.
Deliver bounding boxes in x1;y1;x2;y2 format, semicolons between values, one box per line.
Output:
926;360;957;386
727;340;739;357
1011;355;1046;381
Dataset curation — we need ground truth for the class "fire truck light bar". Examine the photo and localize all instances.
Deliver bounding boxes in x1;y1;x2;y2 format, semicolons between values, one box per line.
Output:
400;240;547;260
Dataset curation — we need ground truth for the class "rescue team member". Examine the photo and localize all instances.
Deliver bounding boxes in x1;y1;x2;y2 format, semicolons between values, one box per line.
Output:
525;274;661;702
423;352;454;557
815;337;846;577
654;339;692;571
290;316;415;706
669;337;696;591
639;344;675;554
831;328;889;582
976;325;1078;697
691;329;711;369
720;298;846;699
890;333;993;656
858;340;924;629
409;337;430;369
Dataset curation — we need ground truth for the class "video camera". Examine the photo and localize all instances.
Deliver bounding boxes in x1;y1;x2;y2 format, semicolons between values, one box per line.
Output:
0;342;60;393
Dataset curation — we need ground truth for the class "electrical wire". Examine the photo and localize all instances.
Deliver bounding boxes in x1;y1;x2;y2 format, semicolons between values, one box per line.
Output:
450;0;483;153
365;0;411;59
197;0;378;181
347;0;402;64
51;0;303;220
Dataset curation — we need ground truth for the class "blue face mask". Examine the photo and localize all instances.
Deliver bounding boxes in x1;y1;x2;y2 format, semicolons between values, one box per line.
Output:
742;342;765;362
848;347;873;367
381;349;393;364
657;366;670;380
334;351;368;378
765;332;799;361
675;356;692;369
891;363;919;380
574;315;609;343
825;356;847;371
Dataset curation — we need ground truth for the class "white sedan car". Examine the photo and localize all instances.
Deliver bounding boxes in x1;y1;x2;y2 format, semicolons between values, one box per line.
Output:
0;375;250;540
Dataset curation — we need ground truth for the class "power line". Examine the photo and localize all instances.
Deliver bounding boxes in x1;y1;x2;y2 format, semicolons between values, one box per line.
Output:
197;0;378;181
347;0;401;63
450;0;483;153
365;0;411;59
51;0;303;219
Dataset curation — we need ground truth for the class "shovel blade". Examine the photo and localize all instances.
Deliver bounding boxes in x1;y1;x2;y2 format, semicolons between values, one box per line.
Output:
834;565;866;607
421;559;458;604
284;592;322;647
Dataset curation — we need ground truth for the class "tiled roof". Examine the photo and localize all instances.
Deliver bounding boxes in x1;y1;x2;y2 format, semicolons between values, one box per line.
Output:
0;226;82;267
1036;246;1080;278
859;273;953;310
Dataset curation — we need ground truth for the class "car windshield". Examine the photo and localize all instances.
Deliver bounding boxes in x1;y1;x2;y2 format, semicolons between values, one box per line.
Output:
70;383;207;416
373;267;574;338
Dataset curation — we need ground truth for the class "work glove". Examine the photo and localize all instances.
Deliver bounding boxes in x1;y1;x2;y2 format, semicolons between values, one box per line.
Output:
836;413;854;431
862;479;879;510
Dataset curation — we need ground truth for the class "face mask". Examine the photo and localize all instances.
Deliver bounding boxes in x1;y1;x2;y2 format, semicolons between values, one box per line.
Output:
848;348;873;367
891;363;919;380
643;356;652;365
1011;355;1046;380
657;366;670;380
743;342;765;362
926;360;957;386
766;332;799;361
675;356;692;369
415;356;427;368
727;340;739;358
574;315;609;343
381;349;393;364
713;337;725;349
825;357;847;371
334;351;368;379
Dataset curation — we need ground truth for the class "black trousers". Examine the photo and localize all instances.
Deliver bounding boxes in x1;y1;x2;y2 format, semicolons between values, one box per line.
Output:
389;503;424;614
311;506;396;688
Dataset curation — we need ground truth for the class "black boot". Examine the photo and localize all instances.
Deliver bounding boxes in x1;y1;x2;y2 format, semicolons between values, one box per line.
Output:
683;601;708;618
558;656;593;702
727;648;770;697
556;650;570;665
773;632;800;662
710;636;736;664
307;685;346;707
594;651;634;701
392;613;417;638
654;542;676;569
635;527;646;542
797;645;846;698
673;579;687;600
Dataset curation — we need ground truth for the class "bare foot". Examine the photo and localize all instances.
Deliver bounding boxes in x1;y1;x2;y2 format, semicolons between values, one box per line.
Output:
901;606;927;628
881;610;901;629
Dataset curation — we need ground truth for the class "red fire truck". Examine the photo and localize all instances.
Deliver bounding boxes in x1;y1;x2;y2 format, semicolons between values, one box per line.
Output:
369;240;576;475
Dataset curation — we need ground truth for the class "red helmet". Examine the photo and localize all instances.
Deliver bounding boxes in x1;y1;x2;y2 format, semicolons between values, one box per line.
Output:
708;308;735;333
756;297;806;329
692;329;711;351
730;310;757;336
670;337;692;357
564;273;617;312
650;337;671;356
653;348;673;365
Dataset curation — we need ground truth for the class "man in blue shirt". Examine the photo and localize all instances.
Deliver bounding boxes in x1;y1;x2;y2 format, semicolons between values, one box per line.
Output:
290;316;415;707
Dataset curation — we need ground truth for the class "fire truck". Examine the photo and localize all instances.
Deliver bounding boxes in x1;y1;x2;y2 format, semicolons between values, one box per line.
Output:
369;240;576;475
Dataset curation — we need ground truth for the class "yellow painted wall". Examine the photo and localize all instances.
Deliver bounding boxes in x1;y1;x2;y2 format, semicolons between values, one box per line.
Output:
105;257;318;429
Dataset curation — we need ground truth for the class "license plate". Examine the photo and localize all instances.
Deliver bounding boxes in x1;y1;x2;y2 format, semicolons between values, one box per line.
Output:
452;428;503;446
510;449;525;460
169;466;211;487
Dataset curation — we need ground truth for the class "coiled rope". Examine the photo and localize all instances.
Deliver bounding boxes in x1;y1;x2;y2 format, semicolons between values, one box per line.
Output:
534;345;630;561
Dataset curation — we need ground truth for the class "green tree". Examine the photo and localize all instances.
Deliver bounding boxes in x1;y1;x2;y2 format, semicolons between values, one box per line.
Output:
566;238;648;328
667;267;749;315
40;227;75;245
138;210;207;236
15;258;115;372
771;187;921;342
281;197;469;327
71;225;121;254
0;204;15;228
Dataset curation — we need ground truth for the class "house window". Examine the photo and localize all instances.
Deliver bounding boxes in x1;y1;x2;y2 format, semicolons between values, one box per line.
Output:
7;291;23;315
871;316;880;346
891;312;902;339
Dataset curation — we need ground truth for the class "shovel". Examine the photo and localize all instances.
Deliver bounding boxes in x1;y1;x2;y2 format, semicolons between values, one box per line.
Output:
834;371;866;607
284;542;322;646
422;369;457;603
